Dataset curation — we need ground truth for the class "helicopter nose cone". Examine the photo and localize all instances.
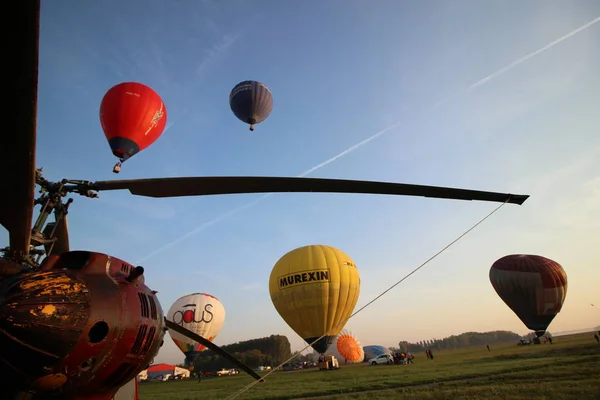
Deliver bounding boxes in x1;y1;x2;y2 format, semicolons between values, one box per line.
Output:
0;270;91;389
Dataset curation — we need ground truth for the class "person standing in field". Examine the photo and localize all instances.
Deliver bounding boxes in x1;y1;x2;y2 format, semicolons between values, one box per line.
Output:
428;349;435;360
486;344;490;351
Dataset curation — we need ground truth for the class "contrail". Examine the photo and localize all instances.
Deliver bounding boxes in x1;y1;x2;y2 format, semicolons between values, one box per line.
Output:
469;16;600;90
136;16;599;263
135;121;404;263
297;121;404;177
433;15;600;109
136;194;270;263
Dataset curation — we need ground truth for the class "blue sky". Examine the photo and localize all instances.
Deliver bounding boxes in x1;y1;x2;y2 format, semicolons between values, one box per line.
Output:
4;0;599;364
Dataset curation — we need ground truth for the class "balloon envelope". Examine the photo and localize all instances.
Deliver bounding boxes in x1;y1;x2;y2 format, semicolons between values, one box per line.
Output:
166;293;225;357
229;80;273;131
334;330;364;363
100;81;167;162
268;245;361;354
312;330;364;363
489;254;567;336
363;345;391;360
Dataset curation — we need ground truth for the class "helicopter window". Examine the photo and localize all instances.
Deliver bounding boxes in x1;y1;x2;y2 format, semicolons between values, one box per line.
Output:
88;321;109;343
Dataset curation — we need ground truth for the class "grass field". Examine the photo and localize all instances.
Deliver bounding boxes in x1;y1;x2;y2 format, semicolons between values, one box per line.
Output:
139;332;600;400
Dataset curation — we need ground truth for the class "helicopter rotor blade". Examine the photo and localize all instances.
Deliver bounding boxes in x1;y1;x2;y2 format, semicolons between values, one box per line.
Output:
164;318;265;382
2;1;40;258
42;215;70;257
92;176;529;205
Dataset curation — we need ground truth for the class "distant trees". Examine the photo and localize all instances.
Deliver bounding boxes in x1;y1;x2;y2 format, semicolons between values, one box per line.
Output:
398;341;409;353
187;329;563;372
393;330;524;352
191;334;292;372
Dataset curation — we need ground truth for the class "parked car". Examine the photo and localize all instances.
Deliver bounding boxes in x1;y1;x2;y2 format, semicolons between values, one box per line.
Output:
368;354;393;365
216;368;238;376
282;364;297;371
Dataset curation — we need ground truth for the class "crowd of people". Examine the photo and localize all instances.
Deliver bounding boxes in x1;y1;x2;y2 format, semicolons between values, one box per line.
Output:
390;349;438;364
391;351;415;364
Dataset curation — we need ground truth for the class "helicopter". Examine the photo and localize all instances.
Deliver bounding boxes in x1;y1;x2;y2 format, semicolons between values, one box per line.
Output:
2;2;530;399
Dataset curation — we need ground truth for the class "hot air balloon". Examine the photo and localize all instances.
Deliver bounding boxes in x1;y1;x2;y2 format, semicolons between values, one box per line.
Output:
268;244;361;354
362;345;392;361
229;80;273;131
331;330;364;363
166;293;225;365
99;82;168;173
489;254;568;337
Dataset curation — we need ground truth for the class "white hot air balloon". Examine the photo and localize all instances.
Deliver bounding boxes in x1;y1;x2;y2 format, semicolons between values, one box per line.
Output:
167;293;225;363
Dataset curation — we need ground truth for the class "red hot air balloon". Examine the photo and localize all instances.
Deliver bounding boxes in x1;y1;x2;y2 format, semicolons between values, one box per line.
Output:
489;254;568;337
100;82;167;173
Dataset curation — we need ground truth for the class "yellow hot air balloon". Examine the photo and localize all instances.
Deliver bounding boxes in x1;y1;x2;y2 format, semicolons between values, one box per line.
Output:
269;244;361;354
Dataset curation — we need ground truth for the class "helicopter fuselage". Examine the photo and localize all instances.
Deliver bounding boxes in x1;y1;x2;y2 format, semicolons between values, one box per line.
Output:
0;251;165;399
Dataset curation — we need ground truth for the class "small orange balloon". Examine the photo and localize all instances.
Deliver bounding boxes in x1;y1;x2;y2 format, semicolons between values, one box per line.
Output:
336;330;363;362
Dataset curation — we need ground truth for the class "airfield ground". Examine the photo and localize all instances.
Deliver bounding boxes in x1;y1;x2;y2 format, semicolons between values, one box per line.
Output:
139;332;600;400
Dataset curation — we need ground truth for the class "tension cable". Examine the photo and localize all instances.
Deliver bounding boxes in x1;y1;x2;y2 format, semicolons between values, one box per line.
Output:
223;199;509;400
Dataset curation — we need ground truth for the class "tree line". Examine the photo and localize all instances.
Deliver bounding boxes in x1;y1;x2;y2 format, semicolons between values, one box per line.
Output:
393;330;546;352
190;334;292;371
185;329;556;371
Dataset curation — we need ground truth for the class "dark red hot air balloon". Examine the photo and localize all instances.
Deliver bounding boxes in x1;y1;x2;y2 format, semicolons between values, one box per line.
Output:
489;254;568;337
229;80;273;131
100;82;167;173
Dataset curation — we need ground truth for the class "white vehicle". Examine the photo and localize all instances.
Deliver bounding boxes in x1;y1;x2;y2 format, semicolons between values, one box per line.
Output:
217;368;239;376
368;354;393;365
